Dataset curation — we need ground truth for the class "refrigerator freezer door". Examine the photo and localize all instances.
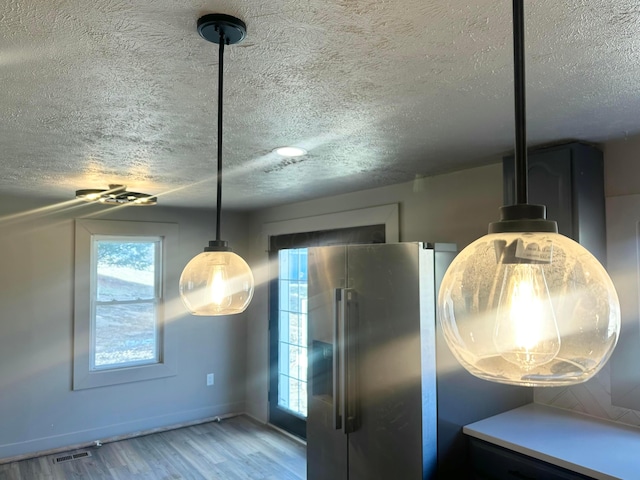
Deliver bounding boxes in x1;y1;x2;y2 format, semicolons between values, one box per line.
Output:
346;243;437;480
307;246;348;480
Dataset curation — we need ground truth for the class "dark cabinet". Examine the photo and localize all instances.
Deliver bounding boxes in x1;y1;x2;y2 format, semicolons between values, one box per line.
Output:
503;142;606;264
469;438;595;480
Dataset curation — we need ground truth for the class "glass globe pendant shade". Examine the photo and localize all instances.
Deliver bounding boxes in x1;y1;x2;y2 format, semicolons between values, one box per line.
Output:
438;211;620;387
179;245;254;316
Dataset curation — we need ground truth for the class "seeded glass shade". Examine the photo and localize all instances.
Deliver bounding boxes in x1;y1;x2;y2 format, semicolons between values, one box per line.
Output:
438;231;620;386
179;250;254;316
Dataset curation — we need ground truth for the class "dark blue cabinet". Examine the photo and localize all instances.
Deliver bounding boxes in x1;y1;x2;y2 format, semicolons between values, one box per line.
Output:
503;142;606;265
470;439;595;480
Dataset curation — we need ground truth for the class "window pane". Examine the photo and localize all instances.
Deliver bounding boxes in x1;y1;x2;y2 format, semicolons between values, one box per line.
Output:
289;345;301;380
289;281;301;312
299;379;308;417
279;250;289;280
94;303;157;369
96;241;156;301
289;377;301;415
279;280;290;313
299;346;308;383
300;308;308;347
278;373;290;410
279;311;290;345
287;378;308;417
288;345;308;382
279;341;290;375
299;250;308;281
288;251;299;280
288;312;300;345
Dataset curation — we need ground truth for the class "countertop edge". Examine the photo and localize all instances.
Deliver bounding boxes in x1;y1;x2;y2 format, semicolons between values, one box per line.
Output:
463;403;634;480
463;426;619;480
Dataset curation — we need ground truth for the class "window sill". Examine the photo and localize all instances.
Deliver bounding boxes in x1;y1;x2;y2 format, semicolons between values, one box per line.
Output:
73;361;176;390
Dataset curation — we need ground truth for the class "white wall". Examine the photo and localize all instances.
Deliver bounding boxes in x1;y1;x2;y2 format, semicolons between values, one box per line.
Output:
244;162;505;422
604;136;640;197
0;196;249;459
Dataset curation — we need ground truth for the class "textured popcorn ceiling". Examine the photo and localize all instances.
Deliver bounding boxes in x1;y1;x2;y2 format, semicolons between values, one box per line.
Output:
1;1;640;210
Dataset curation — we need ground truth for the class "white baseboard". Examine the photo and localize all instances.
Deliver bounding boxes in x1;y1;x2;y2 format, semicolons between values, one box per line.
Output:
0;402;244;464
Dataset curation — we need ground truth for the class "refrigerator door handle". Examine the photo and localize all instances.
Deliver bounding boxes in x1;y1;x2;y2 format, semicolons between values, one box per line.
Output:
340;288;349;435
344;289;358;434
333;288;343;430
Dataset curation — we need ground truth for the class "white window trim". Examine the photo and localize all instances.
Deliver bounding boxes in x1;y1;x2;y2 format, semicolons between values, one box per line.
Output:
73;219;178;390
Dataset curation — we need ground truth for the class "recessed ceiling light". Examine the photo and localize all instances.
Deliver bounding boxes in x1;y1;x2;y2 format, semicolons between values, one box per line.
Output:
274;146;307;157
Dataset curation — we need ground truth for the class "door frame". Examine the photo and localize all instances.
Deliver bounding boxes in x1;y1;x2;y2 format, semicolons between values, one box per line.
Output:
262;204;399;439
268;225;388;439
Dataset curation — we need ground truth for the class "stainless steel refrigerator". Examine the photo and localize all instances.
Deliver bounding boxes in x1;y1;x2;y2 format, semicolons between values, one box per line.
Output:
307;242;455;480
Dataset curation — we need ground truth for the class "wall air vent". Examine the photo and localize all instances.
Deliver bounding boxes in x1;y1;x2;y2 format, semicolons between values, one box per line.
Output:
53;451;92;464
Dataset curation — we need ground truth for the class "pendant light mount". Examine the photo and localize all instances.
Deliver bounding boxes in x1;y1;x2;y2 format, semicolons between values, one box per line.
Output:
197;14;246;45
489;205;557;234
204;240;230;252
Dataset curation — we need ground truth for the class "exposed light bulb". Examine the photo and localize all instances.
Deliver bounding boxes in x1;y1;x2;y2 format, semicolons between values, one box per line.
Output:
209;265;232;308
493;263;560;369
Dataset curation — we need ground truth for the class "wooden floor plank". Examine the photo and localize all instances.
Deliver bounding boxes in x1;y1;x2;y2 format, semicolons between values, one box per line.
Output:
2;416;305;480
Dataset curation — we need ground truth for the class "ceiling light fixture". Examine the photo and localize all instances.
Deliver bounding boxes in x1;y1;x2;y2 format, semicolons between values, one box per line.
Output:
179;14;255;316
75;184;157;205
274;146;307;157
437;0;620;387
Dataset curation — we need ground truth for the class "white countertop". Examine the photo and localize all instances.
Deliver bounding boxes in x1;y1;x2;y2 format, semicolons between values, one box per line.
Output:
464;403;640;480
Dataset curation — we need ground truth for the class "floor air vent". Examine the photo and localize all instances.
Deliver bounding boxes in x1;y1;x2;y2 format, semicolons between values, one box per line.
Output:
53;451;92;464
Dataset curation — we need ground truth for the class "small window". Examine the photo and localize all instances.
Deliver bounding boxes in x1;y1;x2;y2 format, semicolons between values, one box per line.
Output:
74;220;178;390
91;236;161;371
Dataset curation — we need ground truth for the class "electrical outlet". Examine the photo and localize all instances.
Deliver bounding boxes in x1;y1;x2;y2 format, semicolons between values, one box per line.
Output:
206;373;214;386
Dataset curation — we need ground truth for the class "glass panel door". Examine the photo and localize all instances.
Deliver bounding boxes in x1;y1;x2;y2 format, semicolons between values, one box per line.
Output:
268;224;385;439
277;248;308;417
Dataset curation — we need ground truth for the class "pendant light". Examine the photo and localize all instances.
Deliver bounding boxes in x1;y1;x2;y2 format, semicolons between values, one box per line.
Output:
179;14;254;316
437;0;620;386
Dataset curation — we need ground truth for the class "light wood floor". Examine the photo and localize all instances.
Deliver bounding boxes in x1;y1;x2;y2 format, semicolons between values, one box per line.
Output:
0;416;306;480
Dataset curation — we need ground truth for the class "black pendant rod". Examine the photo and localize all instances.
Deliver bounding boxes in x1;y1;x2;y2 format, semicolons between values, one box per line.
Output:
513;0;528;205
215;30;226;242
